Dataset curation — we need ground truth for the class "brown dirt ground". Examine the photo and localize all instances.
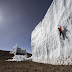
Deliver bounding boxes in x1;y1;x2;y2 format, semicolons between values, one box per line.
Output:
0;50;72;72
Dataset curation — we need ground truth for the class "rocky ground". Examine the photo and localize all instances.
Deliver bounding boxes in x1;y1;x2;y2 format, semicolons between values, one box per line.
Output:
0;50;72;72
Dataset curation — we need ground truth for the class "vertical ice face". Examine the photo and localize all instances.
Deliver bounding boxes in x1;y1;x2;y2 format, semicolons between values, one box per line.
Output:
12;45;27;55
31;0;72;65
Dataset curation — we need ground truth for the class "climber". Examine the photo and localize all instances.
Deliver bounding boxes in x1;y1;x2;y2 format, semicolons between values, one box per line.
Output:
58;26;64;39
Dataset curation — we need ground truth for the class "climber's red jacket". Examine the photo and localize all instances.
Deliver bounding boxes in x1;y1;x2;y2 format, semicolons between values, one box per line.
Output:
58;26;62;32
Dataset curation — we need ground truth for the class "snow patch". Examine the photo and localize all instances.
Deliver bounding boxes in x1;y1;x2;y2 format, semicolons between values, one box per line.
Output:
6;45;32;61
6;55;32;61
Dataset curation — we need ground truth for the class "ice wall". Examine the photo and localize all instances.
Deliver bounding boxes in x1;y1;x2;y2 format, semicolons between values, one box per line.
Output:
12;44;27;55
31;0;72;65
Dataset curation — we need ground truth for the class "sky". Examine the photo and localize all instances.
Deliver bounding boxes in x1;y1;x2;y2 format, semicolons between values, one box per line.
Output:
0;0;53;53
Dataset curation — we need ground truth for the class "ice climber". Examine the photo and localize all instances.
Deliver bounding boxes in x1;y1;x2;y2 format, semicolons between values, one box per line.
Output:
58;26;64;39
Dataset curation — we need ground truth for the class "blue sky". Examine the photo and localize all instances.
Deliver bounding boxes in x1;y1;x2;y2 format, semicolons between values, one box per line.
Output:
0;0;53;53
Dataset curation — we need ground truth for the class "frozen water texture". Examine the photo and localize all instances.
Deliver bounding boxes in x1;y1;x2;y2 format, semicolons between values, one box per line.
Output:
6;55;32;61
6;45;32;61
31;0;72;65
10;44;27;55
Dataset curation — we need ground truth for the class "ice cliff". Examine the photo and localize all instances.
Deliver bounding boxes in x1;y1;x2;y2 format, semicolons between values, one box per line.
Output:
11;44;27;55
31;0;72;65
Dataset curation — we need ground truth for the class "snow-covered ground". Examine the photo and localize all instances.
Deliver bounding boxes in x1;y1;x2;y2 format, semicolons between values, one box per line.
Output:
31;0;72;65
6;45;32;61
6;55;32;61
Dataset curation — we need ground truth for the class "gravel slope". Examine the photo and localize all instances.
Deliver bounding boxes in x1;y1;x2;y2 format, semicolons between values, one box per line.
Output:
0;50;72;72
